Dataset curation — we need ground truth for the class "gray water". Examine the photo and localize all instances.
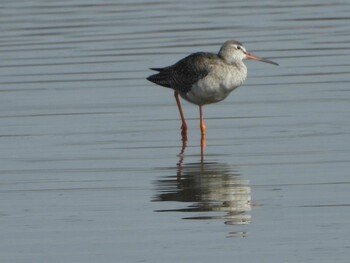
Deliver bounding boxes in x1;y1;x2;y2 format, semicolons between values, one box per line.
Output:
1;0;350;262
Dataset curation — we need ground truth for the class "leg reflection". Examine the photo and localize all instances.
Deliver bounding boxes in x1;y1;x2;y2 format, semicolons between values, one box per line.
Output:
200;133;206;162
177;131;206;175
176;133;187;180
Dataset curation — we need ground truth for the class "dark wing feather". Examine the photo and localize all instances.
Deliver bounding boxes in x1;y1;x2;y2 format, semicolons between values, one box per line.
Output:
150;67;164;72
147;70;171;88
147;52;217;94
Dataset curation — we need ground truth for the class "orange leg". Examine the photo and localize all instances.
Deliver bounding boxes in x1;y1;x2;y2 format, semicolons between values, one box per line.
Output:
199;105;206;151
199;105;206;135
174;91;187;138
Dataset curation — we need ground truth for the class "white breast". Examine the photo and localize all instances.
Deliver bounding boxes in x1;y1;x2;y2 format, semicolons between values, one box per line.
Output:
183;62;247;105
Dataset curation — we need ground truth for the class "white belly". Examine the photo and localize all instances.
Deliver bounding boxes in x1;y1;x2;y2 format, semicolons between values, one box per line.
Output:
183;64;247;105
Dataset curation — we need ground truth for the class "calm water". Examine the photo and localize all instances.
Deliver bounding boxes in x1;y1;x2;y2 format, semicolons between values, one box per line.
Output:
1;0;350;262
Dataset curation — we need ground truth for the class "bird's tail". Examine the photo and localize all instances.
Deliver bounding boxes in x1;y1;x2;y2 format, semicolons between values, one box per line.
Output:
150;68;163;72
147;68;171;88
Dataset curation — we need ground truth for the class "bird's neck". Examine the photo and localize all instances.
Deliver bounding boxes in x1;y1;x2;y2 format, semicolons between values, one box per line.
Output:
218;52;243;66
233;60;247;72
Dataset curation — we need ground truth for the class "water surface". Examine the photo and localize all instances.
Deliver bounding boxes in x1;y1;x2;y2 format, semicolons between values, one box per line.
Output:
1;0;350;262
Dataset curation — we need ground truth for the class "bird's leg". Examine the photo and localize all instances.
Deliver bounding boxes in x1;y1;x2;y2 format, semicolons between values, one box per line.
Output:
174;91;187;138
199;105;206;135
199;105;206;150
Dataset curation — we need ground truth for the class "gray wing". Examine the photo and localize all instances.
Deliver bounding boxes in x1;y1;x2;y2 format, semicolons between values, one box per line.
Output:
147;52;217;94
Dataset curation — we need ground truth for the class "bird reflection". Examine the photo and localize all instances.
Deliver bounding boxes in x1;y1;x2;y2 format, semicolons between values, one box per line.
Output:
153;139;251;226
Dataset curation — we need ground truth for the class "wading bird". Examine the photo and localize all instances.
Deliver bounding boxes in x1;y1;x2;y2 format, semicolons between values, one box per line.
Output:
147;40;278;138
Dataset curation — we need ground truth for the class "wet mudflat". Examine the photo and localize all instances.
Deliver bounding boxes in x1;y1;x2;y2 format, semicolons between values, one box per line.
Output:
0;1;350;262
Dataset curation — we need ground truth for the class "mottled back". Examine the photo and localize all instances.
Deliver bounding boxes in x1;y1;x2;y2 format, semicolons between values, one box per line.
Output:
147;52;218;95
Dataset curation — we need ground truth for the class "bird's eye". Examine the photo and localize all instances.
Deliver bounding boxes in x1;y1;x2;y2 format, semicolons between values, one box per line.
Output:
237;46;241;50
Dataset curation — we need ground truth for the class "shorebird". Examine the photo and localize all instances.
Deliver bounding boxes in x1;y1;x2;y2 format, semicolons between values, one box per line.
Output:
147;40;278;137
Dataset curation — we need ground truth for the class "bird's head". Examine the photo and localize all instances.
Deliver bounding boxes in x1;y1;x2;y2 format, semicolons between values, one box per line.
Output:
219;40;278;66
